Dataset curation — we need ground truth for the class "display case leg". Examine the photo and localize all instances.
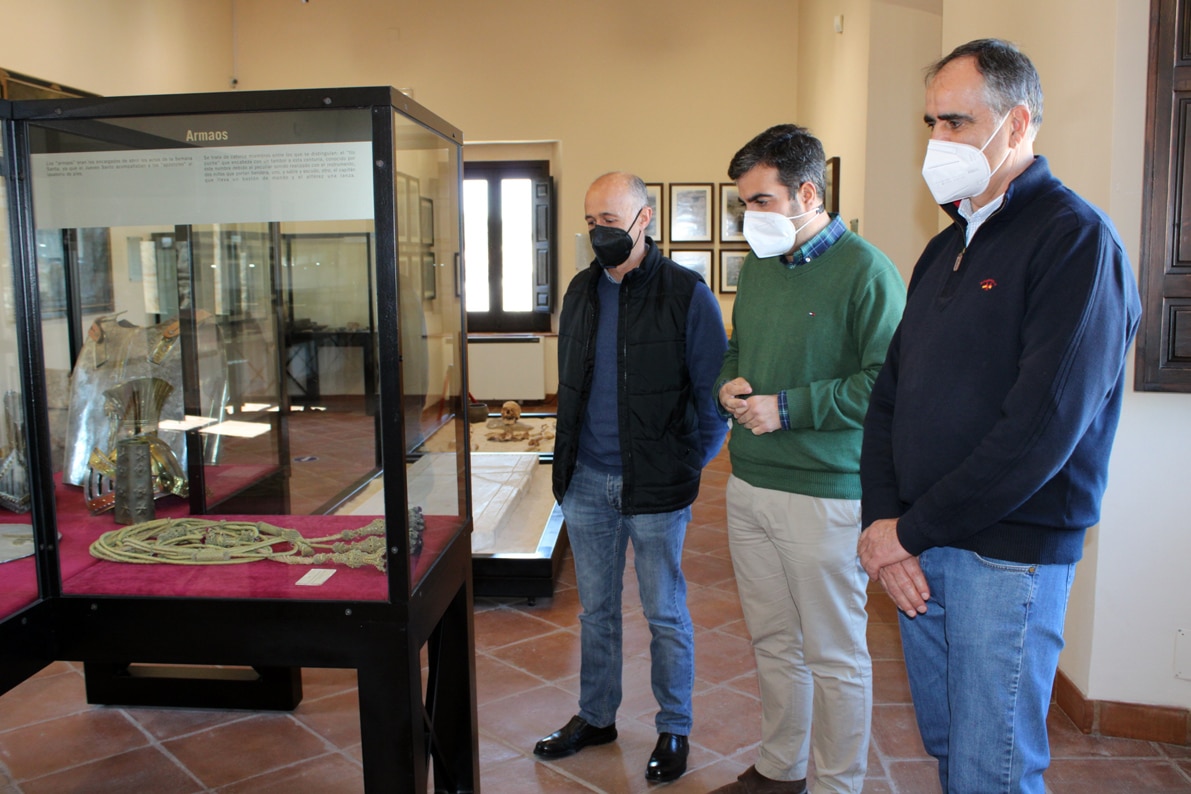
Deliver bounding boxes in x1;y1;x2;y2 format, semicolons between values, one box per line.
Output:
358;642;427;793
427;583;480;793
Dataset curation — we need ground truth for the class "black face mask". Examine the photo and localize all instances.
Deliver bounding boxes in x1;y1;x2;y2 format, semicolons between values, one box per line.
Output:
590;207;644;268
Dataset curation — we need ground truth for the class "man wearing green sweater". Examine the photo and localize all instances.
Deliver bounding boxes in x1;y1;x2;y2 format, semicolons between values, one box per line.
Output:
709;125;905;794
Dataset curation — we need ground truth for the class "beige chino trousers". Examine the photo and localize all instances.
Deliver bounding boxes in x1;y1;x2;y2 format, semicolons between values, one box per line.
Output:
726;474;872;794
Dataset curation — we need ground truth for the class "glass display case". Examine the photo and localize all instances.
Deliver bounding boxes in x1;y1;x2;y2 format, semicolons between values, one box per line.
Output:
0;88;477;793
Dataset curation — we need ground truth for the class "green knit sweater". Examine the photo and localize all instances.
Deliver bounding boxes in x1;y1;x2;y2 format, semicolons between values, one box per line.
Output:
718;232;905;499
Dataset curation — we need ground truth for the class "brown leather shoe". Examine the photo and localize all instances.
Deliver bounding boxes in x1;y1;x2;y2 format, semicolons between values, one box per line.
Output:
532;715;617;758
707;765;807;793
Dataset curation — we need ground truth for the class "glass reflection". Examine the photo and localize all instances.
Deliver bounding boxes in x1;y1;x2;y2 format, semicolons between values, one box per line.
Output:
0;120;39;619
393;115;466;585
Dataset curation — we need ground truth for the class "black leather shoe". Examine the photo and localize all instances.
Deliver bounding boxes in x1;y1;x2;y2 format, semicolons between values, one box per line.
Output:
533;715;617;758
645;732;689;783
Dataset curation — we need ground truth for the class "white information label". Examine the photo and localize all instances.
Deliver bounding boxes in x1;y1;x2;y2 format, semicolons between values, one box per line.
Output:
31;142;374;229
295;569;337;587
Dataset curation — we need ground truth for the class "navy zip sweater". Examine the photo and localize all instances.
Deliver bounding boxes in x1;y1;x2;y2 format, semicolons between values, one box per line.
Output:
860;157;1141;565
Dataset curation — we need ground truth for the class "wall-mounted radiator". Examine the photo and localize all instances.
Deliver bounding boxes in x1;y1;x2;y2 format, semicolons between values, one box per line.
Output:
467;335;546;401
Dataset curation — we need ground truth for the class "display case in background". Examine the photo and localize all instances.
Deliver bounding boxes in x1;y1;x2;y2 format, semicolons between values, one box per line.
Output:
0;67;97;101
0;88;477;793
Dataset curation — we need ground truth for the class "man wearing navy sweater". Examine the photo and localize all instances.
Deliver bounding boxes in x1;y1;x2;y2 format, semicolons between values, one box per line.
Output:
858;39;1141;794
534;172;728;783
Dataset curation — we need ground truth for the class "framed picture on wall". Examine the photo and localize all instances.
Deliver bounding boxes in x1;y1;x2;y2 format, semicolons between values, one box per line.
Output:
644;182;663;243
669;183;713;242
422;252;437;300
719;249;748;293
825;156;840;214
406;175;421;244
400;253;413;291
719;183;746;243
670;248;712;283
420;197;435;245
396;174;410;243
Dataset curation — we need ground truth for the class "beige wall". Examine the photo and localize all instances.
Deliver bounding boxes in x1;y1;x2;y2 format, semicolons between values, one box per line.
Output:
2;0;1188;713
0;0;232;95
231;0;802;323
862;1;942;278
797;0;941;280
797;0;873;239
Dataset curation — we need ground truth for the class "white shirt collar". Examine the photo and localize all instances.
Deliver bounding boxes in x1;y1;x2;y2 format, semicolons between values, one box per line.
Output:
957;193;1005;244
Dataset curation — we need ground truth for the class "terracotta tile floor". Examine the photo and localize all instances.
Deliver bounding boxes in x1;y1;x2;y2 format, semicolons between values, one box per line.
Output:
2;450;1190;792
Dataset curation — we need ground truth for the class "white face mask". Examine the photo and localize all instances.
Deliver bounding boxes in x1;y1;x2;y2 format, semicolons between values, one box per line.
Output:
742;206;823;258
921;112;1012;204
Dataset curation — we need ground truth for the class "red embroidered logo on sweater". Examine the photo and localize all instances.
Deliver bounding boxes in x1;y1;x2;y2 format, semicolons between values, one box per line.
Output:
980;279;997;291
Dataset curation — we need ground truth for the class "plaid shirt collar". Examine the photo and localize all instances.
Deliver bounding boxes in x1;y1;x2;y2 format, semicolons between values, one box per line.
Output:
780;213;847;268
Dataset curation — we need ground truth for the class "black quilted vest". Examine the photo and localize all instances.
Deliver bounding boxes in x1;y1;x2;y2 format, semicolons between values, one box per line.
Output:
553;242;703;514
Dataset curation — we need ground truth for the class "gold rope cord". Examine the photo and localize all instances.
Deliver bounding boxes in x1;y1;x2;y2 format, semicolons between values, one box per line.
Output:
89;517;388;572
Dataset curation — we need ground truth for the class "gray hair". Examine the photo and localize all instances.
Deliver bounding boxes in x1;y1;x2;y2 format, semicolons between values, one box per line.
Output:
927;38;1044;137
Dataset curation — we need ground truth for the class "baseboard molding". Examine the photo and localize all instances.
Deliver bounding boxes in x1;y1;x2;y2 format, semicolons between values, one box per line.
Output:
1054;668;1190;745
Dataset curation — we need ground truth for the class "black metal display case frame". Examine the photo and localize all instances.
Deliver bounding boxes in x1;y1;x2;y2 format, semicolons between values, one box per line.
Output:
0;88;479;793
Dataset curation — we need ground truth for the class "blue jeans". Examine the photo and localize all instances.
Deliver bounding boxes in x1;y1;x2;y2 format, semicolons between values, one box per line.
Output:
562;462;694;735
900;546;1075;794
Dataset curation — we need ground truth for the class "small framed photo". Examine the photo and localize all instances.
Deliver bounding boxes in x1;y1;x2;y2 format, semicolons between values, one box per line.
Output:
644;182;663;243
825;156;840;214
669;183;713;242
719;249;748;293
719;183;746;243
670;248;712;283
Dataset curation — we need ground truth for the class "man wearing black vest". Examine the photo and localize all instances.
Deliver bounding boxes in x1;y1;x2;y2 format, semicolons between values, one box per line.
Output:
533;171;728;783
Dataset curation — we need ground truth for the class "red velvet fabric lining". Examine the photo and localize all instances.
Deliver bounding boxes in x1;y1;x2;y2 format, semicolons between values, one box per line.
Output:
0;546;37;619
0;473;456;618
